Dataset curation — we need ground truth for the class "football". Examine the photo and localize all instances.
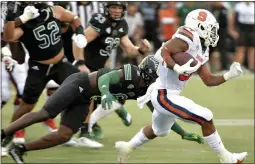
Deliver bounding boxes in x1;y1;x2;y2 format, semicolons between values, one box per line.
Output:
172;52;198;67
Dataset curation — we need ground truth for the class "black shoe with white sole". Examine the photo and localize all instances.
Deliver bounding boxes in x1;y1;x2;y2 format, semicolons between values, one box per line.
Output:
8;144;26;164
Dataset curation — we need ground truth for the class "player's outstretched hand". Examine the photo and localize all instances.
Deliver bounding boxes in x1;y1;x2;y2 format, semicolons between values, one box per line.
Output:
182;132;204;144
19;6;40;23
101;92;115;110
138;39;151;55
1;47;17;72
173;59;201;75
223;62;243;81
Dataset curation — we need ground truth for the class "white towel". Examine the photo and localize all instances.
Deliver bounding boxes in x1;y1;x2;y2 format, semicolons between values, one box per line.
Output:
137;82;155;109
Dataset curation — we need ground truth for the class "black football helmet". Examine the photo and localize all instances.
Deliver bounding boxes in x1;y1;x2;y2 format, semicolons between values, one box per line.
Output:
103;1;127;21
138;55;159;86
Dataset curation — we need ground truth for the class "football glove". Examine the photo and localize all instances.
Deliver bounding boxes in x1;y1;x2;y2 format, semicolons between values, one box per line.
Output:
1;47;17;72
19;5;40;23
101;92;116;110
72;34;87;49
173;59;201;75
182;132;204;144
223;62;243;81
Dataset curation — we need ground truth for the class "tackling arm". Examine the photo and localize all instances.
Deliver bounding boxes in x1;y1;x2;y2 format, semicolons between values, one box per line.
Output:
98;70;122;94
98;70;124;109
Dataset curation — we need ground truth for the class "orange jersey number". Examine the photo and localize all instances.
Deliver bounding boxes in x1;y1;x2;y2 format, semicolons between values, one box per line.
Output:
179;74;192;81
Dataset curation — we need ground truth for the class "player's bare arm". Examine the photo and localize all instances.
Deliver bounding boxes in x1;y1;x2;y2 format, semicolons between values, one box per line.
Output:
4;3;39;42
120;35;150;57
197;64;226;86
3;24;24;42
53;5;90;72
161;38;189;69
72;26;99;60
198;61;243;86
72;26;99;72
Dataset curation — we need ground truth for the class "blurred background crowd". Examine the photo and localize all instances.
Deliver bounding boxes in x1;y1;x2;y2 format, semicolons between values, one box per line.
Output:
30;1;255;73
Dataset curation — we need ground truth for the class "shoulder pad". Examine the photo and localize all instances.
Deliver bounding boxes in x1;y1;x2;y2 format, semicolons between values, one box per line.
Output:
88;13;107;33
173;26;194;47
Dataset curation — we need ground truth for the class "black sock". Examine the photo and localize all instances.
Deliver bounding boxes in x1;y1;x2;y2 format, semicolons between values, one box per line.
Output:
93;123;100;128
80;123;88;133
1;129;6;141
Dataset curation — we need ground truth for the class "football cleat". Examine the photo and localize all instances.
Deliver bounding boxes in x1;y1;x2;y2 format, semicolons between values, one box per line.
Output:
63;138;77;147
115;141;134;163
219;151;248;163
1;147;9;157
8;144;25;164
75;137;104;148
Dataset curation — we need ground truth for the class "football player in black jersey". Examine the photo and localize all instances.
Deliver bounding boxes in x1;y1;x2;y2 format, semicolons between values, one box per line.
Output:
2;2;87;146
1;55;202;163
73;1;151;141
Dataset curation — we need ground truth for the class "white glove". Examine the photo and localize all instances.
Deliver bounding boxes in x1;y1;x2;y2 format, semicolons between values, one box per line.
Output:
173;59;201;75
19;6;40;23
1;47;17;72
223;62;243;81
72;34;87;49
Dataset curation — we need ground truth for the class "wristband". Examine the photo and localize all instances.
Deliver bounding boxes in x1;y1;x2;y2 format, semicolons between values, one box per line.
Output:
73;60;85;67
75;25;84;35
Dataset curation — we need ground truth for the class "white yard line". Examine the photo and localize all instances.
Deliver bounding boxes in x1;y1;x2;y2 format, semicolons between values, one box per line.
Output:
191;74;254;80
214;119;254;126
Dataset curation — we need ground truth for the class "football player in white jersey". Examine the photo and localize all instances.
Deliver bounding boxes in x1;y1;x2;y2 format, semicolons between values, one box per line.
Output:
115;9;247;163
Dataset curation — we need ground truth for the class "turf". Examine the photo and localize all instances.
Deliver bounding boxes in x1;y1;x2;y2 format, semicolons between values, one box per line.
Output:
1;75;254;163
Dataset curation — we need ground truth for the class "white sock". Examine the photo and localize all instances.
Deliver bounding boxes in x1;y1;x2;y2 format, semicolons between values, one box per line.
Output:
128;128;150;149
204;130;229;156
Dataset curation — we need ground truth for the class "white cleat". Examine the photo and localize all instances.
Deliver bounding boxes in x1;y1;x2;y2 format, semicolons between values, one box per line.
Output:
13;138;25;144
63;138;78;147
219;151;248;163
75;137;104;148
1;147;8;157
115;141;134;163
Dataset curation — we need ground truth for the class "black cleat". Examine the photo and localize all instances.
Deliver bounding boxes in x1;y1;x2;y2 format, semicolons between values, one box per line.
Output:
8;144;25;164
2;135;14;147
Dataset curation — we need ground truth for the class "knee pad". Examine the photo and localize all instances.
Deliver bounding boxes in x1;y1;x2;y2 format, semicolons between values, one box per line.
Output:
152;127;170;137
204;108;213;121
2;89;11;103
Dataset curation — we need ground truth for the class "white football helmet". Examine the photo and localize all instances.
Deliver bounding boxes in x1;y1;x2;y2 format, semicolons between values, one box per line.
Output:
184;9;219;47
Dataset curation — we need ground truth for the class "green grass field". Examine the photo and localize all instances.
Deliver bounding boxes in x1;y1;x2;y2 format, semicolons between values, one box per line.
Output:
1;75;254;163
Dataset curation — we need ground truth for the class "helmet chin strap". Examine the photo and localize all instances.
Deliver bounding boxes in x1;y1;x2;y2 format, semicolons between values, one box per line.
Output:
204;39;210;47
